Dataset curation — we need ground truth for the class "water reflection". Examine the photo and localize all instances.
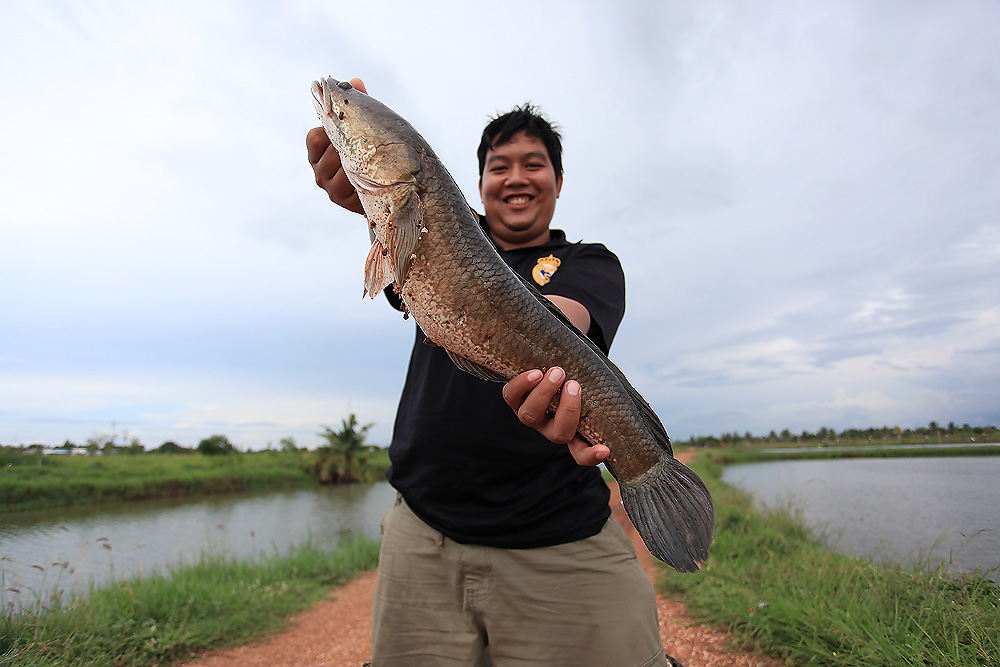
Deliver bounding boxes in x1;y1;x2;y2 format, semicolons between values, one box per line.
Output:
722;456;1000;581
0;482;396;610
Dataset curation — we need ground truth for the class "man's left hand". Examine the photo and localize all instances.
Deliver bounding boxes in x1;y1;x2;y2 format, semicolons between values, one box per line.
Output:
502;367;610;466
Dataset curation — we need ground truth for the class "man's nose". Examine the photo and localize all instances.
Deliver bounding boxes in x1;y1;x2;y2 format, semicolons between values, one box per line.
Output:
505;165;528;184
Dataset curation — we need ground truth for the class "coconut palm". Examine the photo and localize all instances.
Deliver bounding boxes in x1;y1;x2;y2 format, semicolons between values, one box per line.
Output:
313;414;376;483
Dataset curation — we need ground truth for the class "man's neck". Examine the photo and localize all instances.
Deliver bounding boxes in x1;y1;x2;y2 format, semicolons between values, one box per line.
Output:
489;229;552;251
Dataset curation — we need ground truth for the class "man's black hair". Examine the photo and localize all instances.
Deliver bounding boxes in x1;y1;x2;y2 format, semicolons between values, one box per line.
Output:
477;104;563;178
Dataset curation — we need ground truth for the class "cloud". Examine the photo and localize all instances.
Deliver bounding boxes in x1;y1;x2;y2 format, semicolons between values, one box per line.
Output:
2;0;999;449
851;288;911;324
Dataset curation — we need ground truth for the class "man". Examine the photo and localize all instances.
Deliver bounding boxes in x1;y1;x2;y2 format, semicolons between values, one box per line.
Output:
307;78;667;667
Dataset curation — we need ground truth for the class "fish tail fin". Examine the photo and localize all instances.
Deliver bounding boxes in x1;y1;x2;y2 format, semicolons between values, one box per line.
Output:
618;456;715;572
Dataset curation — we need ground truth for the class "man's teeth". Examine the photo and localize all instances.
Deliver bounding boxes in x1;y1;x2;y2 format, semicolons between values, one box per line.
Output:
506;196;531;204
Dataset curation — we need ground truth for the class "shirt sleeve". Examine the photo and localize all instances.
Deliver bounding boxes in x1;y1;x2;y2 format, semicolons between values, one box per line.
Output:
540;243;626;354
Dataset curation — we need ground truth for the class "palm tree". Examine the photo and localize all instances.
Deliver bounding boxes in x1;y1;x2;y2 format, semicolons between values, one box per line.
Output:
313;414;375;484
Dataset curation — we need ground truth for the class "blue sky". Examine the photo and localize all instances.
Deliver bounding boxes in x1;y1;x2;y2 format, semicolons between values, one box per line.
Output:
2;0;998;450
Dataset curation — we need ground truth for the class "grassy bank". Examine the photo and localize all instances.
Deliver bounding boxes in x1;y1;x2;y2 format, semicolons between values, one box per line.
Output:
696;442;1000;465
1;451;325;512
658;452;1000;666
0;535;380;667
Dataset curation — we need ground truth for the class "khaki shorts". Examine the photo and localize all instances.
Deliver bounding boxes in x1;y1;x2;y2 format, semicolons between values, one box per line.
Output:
371;496;666;667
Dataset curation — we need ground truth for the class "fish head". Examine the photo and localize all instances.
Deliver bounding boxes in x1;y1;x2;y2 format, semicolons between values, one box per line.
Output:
310;77;425;198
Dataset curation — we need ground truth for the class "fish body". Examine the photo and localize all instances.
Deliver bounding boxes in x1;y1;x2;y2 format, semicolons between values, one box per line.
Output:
311;77;714;571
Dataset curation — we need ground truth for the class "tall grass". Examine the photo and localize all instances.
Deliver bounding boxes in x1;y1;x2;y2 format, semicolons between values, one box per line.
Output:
0;451;319;512
658;455;1000;666
0;535;380;667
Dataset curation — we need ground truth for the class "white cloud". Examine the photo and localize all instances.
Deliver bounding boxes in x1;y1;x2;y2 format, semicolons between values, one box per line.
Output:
852;288;911;324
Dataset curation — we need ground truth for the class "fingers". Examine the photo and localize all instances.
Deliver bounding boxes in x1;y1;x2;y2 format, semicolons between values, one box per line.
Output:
306;127;364;214
568;438;610;466
349;77;367;94
305;126;331;165
504;367;566;435
502;368;544;411
502;367;609;467
547;374;582;444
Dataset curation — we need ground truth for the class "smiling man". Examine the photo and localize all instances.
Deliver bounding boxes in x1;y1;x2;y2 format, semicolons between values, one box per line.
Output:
479;130;563;248
307;81;669;667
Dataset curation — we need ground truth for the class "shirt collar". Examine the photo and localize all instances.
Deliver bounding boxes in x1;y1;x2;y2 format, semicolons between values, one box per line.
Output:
475;214;569;253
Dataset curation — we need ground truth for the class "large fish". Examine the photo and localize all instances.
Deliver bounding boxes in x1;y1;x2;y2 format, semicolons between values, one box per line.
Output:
311;77;714;571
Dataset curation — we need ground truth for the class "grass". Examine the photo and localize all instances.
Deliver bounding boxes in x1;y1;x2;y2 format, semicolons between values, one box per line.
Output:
1;451;334;512
696;442;1000;466
0;535;380;667
657;453;1000;666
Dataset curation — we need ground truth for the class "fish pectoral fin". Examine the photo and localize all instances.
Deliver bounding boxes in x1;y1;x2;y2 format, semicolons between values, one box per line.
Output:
363;239;395;299
384;185;423;287
446;350;508;383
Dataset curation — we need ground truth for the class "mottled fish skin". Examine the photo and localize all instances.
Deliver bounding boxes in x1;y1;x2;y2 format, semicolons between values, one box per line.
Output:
311;77;714;571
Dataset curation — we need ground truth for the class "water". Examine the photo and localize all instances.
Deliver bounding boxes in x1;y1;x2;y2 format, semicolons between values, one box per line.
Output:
722;456;1000;580
0;482;397;611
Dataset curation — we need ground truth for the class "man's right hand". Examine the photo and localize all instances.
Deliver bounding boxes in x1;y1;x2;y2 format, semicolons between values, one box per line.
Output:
306;77;368;214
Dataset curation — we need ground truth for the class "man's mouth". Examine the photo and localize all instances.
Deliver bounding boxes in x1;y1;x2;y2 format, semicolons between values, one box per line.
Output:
504;194;533;205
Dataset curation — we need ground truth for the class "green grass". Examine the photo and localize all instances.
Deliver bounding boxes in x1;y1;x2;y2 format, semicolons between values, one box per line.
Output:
697;443;1000;466
1;451;331;512
657;453;1000;666
0;535;380;667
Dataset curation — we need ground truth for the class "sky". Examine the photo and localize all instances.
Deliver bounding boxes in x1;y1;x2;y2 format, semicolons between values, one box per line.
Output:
2;0;998;451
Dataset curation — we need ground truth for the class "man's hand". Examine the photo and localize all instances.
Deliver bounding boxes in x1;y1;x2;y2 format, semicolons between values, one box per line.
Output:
502;367;611;466
306;77;368;214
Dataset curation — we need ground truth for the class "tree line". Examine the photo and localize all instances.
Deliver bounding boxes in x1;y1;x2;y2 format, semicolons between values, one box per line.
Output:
678;421;998;448
7;419;997;457
3;416;381;458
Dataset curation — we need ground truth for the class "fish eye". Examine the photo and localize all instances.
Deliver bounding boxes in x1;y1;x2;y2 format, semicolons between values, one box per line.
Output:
337;80;353;91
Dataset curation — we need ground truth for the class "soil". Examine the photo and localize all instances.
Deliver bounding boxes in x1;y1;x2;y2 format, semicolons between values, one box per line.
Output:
180;452;780;667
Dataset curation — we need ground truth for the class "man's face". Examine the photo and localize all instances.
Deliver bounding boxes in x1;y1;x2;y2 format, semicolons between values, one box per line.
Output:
479;131;563;250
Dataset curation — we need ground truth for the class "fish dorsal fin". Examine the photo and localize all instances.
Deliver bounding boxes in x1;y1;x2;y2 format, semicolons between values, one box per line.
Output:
510;271;673;456
446;349;508;383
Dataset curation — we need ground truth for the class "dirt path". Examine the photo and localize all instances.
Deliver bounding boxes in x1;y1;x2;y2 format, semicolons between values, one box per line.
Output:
181;452;778;667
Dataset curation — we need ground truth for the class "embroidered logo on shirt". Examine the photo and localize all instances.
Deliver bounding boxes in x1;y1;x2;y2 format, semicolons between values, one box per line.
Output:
532;254;561;286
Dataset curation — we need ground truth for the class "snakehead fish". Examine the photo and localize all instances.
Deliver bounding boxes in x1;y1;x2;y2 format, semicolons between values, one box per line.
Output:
311;77;714;571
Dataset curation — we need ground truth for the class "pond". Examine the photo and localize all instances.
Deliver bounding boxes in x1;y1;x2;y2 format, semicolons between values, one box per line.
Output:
0;481;397;612
722;456;1000;580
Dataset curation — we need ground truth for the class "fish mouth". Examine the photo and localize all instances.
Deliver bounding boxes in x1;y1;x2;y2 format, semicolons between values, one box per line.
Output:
311;78;334;115
309;81;330;114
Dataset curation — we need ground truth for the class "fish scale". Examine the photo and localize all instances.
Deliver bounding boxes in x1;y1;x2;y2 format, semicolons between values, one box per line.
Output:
312;76;714;571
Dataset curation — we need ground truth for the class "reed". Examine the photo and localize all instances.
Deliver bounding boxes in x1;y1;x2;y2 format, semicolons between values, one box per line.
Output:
0;535;380;667
658;453;1000;666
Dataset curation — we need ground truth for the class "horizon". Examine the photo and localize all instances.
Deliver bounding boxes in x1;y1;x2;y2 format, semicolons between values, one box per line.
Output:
6;419;997;452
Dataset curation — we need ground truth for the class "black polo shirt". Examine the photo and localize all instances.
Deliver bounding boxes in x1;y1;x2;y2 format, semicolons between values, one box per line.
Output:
385;226;626;548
